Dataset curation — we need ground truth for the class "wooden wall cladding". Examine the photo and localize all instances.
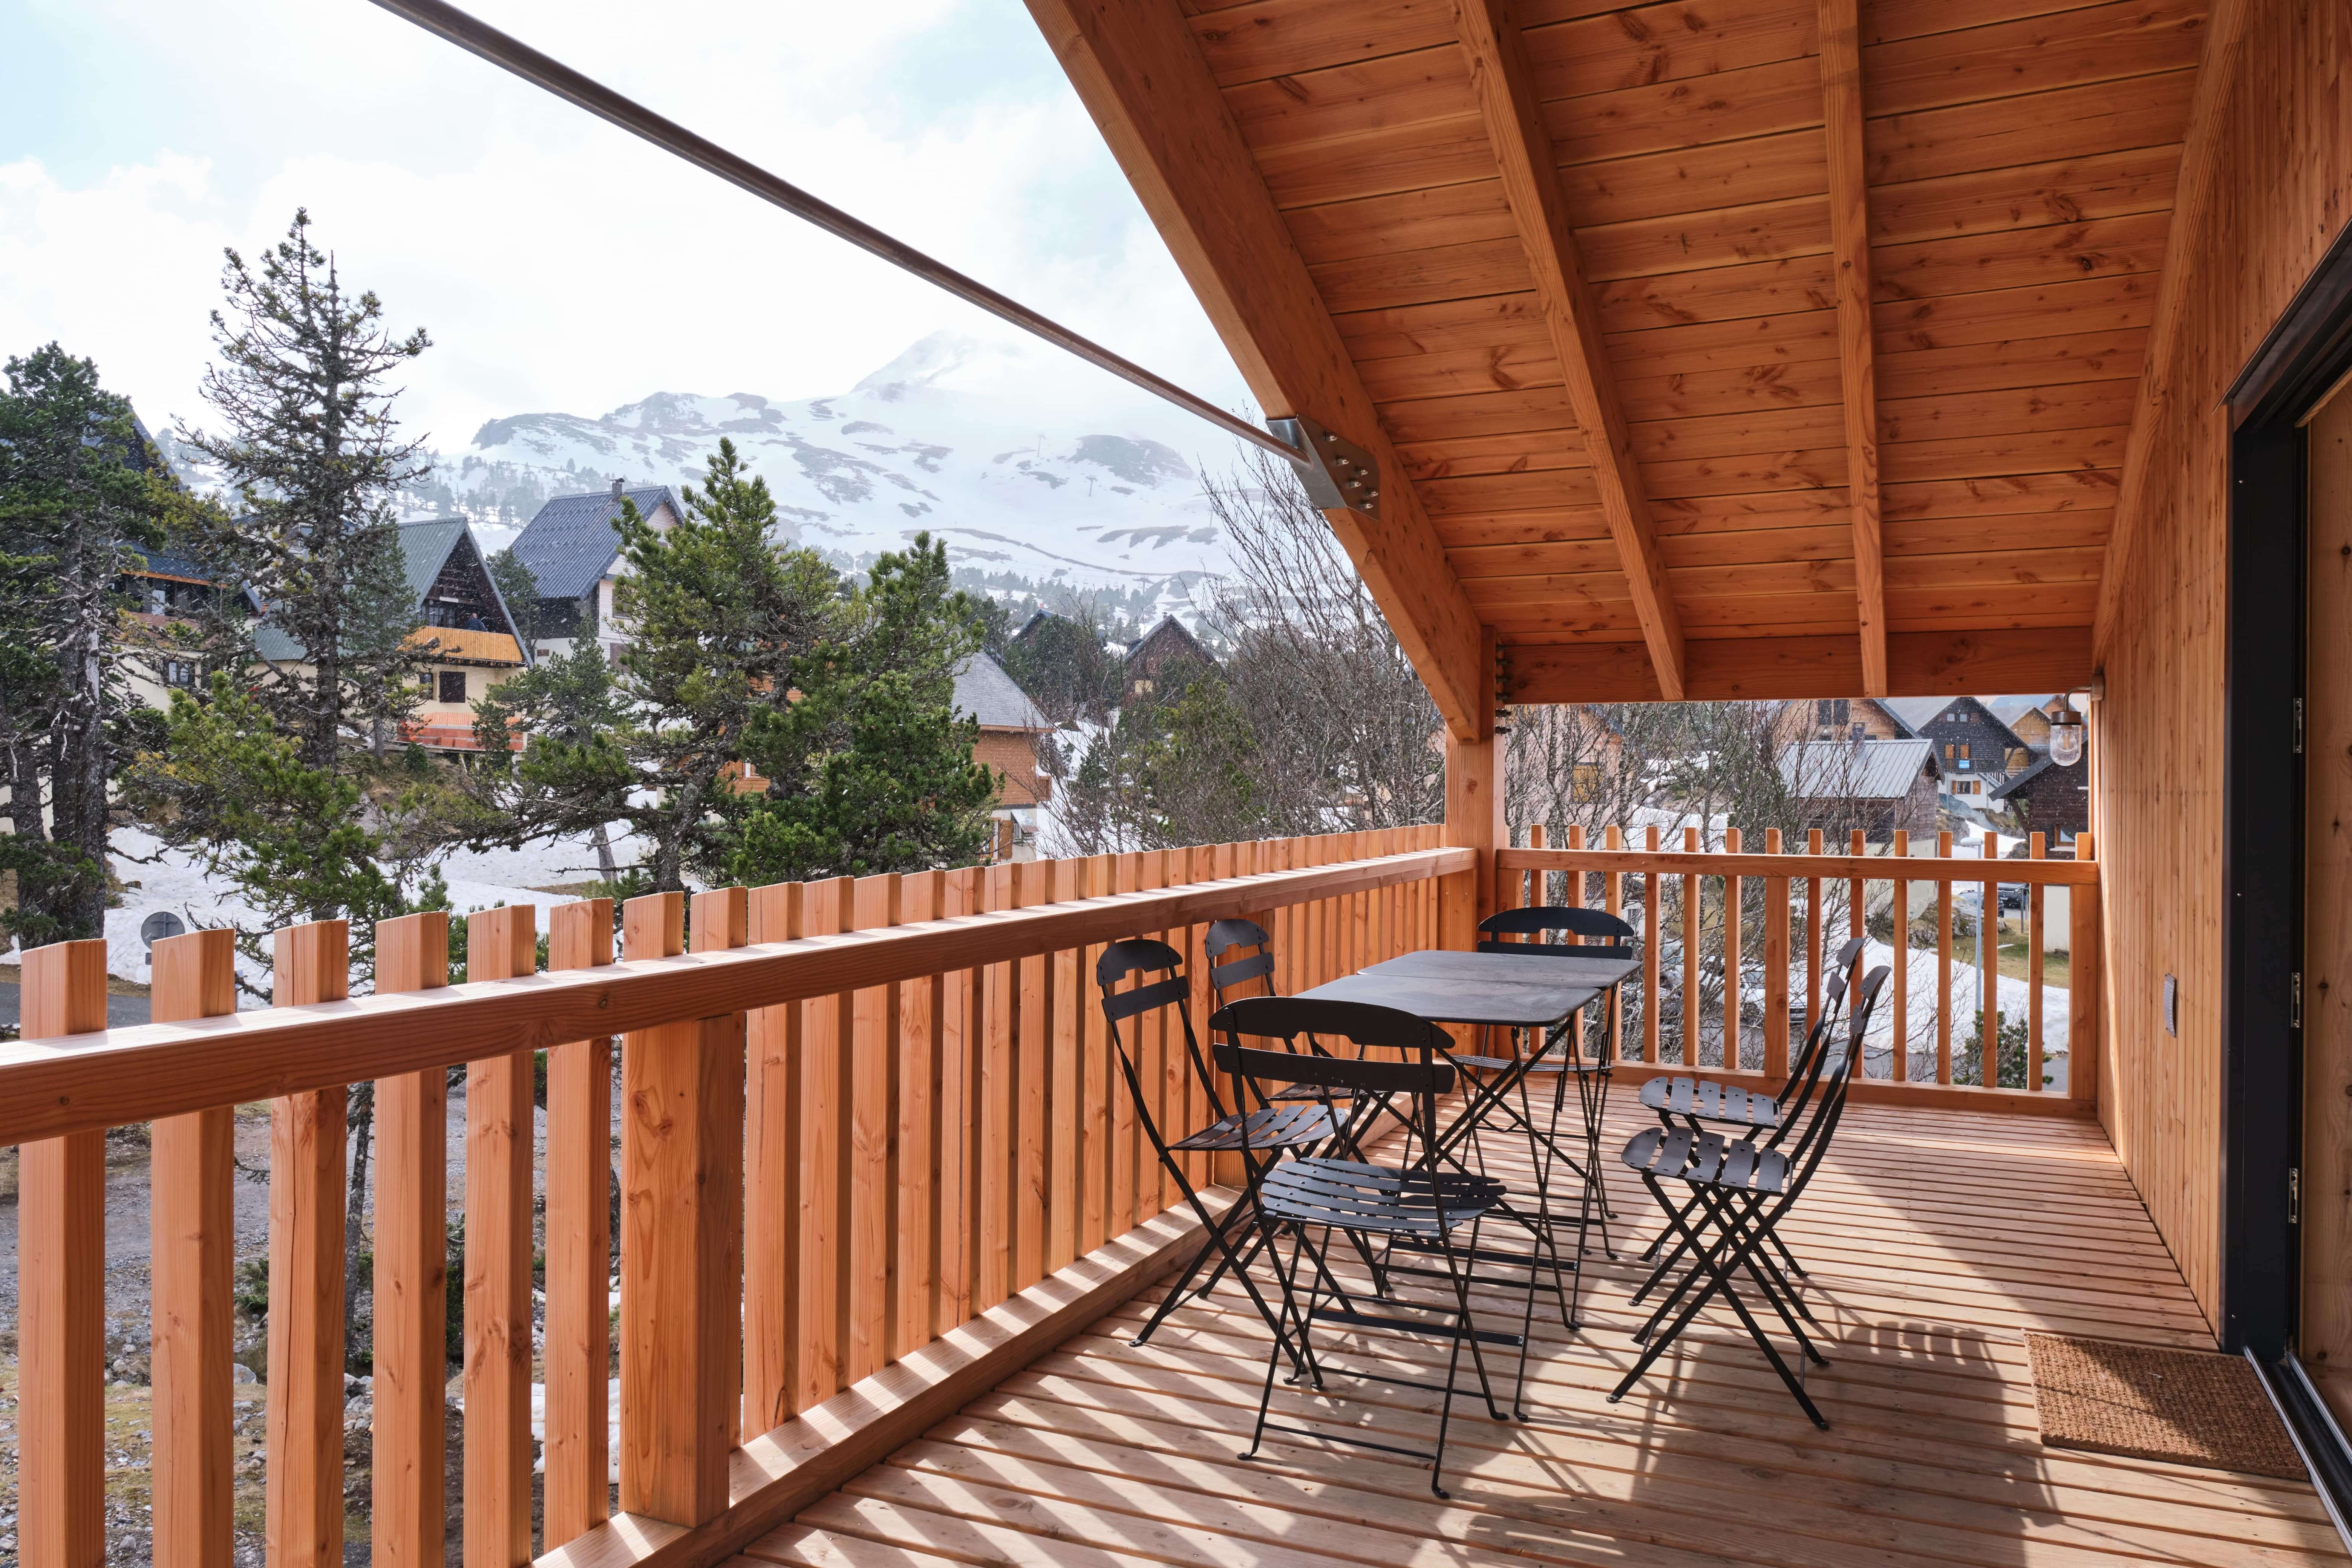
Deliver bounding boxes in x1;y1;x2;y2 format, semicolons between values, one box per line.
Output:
2095;0;2349;1329
1185;0;2203;659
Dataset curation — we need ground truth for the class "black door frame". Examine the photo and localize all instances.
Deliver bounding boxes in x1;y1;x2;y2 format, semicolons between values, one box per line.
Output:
2223;216;2352;1531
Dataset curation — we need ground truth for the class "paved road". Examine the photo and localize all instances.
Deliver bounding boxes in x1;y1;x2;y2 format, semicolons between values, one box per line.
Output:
0;980;152;1031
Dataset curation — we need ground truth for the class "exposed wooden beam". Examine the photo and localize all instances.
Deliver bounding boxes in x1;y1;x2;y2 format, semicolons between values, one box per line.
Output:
2092;0;2251;658
1022;0;1487;737
1452;0;1686;701
1505;628;2096;704
1817;0;1887;697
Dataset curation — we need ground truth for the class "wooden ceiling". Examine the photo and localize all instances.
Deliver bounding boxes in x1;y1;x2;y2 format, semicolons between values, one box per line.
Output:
1026;0;2209;727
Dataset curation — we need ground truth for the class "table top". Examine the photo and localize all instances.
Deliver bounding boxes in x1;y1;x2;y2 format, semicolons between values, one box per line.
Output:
1294;969;1606;1028
1364;948;1639;990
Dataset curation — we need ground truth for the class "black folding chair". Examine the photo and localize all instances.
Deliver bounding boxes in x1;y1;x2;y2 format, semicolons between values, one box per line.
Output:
1099;938;1343;1364
1609;965;1888;1428
1634;934;1870;1285
1458;905;1636;1258
1215;995;1547;1498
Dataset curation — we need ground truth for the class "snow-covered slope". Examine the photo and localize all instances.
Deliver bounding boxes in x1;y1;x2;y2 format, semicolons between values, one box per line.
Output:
162;332;1245;609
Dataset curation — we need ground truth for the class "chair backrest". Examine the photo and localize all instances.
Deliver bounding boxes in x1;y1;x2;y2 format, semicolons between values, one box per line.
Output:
1204;918;1277;1009
1095;937;1223;1132
1210;996;1455;1180
1783;935;1871;1094
1776;963;1886;1192
1478;904;1635;957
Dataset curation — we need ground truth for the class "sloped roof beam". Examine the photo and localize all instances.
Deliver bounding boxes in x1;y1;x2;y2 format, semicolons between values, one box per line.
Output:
1454;0;1687;701
1818;0;1889;697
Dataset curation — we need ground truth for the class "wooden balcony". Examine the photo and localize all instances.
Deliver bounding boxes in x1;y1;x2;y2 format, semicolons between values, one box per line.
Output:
2;829;2337;1567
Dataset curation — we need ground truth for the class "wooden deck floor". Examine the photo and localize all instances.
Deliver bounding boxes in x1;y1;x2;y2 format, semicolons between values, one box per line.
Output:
728;1098;2346;1568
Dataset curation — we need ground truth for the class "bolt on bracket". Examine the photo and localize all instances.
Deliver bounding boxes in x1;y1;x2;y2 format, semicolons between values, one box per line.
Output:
1269;416;1383;522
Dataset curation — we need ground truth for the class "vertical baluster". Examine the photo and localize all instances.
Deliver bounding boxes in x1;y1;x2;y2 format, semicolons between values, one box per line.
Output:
152;928;239;1568
1108;851;1140;1236
1138;850;1174;1211
1681;825;1700;1066
464;905;538;1567
979;861;1015;1305
267;919;350;1568
544;900;613;1541
21;938;108;1568
2069;833;2101;1106
1081;854;1115;1252
1982;834;2001;1089
744;880;801;1434
2030;832;2047;1092
1187;845;1220;1185
1604;825;1625;1061
1525;823;1546;911
895;871;942;1360
369;914;447;1568
797;878;849;1401
1937;829;1955;1084
619;889;745;1525
940;865;982;1328
1848;827;1867;1011
1049;856;1084;1271
1805;827;1824;1031
1763;831;1789;1080
849;873;898;1381
1015;860;1051;1288
1643;825;1661;1064
1722;828;1743;1069
1890;831;1910;1083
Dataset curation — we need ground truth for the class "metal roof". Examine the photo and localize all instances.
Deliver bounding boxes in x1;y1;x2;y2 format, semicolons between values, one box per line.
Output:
954;652;1048;732
1779;738;1937;801
509;485;681;602
253;519;525;668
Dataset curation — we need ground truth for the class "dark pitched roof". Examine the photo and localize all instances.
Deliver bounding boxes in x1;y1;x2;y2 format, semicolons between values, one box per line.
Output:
1779;739;1937;800
1989;753;2074;801
253;519;525;666
510;485;682;602
1124;614;1210;668
953;652;1049;731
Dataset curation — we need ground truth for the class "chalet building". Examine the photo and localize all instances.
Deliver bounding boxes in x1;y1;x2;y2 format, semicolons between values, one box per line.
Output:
1884;697;2033;805
507;479;685;661
1787;696;1917;745
1778;738;1940;842
953;651;1053;856
249;519;531;752
1119;614;1213;702
1991;752;2092;842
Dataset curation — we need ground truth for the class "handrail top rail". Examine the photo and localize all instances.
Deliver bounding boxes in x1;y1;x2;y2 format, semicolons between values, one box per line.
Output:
0;844;1470;1146
1499;846;2098;886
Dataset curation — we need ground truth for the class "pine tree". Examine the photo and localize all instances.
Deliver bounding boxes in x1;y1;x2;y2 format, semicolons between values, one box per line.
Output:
178;208;432;769
0;344;173;943
485;545;542;652
729;533;997;882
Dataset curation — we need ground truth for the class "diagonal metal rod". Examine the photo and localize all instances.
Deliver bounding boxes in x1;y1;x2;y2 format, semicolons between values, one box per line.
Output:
364;0;1304;465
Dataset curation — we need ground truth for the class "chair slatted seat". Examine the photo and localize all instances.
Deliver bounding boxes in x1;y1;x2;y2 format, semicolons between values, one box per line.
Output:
1638;1075;1782;1128
1260;1161;1505;1236
1173;1101;1336;1153
1620;1125;1791;1196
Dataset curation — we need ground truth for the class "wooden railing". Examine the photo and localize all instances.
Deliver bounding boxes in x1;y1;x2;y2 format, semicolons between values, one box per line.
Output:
0;827;1452;1568
1498;824;2102;1113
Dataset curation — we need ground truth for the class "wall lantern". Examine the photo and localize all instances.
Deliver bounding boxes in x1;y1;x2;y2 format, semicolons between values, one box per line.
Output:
2049;701;2086;766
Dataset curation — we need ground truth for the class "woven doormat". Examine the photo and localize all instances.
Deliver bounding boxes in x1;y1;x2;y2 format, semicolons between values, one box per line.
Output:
2024;1332;2304;1479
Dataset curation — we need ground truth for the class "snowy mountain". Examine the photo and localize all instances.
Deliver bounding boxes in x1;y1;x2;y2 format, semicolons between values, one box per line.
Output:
159;332;1249;611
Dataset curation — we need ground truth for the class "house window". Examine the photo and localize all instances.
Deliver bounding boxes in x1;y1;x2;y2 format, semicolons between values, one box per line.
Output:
1571;764;1600;799
1816;698;1848;728
438;670;467;703
163;659;198;689
1851;723;1866;741
1957;741;1971;760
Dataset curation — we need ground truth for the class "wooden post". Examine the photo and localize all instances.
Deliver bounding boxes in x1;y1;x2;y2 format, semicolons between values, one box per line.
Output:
2029;832;2047;1092
896;870;943;1360
2070;831;2102;1106
1805;827;1825;1031
1681;824;1701;1065
1982;834;2001;1089
1015;859;1051;1291
268;919;350;1568
1605;825;1625;1060
620;889;747;1526
544;899;614;1545
1937;829;1955;1084
744;879;802;1435
940;866;981;1325
370;914;448;1568
1047;856;1083;1277
1722;827;1743;1069
797;878;850;1406
149;929;238;1568
1081;854;1117;1240
1890;830;1910;1083
1643;824;1661;1063
20;938;109;1568
1764;829;1789;1080
1848;827;1867;1010
1526;821;1547;907
1441;628;1502;949
850;872;899;1381
464;905;539;1568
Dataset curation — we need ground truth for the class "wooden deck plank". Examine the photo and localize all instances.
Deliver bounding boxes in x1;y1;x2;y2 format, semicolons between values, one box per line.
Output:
763;1099;2337;1568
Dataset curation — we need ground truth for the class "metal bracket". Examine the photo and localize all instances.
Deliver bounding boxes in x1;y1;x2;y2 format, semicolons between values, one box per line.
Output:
1269;416;1383;522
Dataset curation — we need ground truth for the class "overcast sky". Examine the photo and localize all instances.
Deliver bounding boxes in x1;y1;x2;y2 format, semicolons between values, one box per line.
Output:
0;0;1250;452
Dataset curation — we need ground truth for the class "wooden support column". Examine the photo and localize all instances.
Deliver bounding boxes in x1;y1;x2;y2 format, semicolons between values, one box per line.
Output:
1817;0;1886;695
1442;627;1503;948
2070;832;2103;1107
267;919;349;1568
620;889;747;1526
1454;0;1685;700
464;906;538;1567
544;899;614;1549
149;930;237;1568
1764;831;1790;1080
20;939;109;1568
744;878;802;1437
370;914;448;1568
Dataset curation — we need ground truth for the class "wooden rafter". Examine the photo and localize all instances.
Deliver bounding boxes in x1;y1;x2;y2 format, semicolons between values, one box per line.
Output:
2093;0;2251;658
1507;628;2095;706
1817;0;1887;697
1453;0;1686;701
1023;0;1488;737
